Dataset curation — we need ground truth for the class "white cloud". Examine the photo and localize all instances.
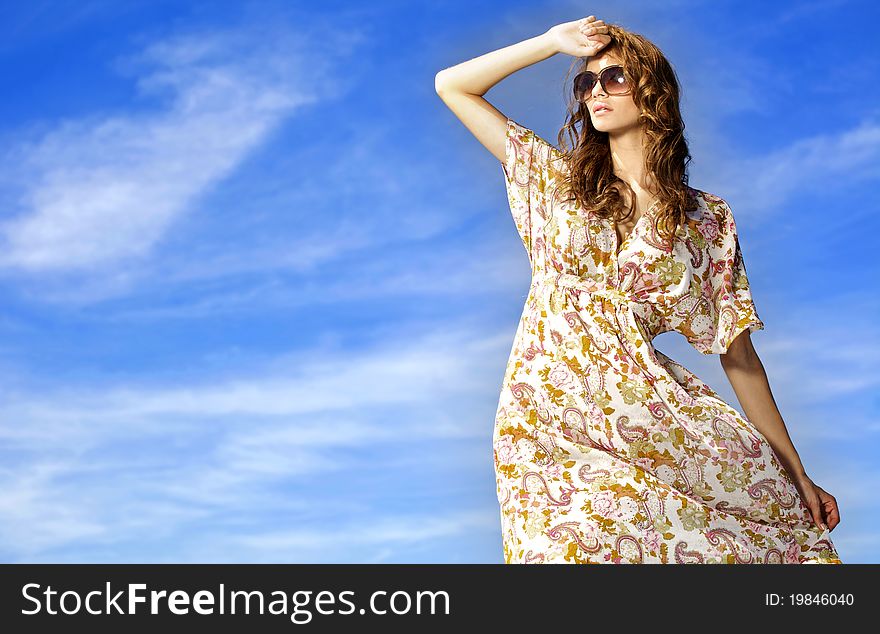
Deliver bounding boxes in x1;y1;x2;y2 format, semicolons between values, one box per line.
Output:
712;118;880;214
0;28;332;273
0;322;507;559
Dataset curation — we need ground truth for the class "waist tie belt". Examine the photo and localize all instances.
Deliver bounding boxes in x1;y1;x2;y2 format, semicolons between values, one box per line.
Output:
555;273;635;306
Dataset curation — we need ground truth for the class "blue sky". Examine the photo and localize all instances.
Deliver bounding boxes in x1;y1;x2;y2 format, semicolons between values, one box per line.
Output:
0;0;877;563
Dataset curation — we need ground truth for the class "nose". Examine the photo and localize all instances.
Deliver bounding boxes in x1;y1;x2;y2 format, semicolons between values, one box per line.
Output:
591;78;607;100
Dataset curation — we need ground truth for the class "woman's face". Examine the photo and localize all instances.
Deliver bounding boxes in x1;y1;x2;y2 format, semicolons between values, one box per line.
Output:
583;54;641;134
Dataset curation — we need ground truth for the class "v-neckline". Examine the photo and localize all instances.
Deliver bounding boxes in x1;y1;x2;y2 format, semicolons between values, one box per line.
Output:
612;200;658;259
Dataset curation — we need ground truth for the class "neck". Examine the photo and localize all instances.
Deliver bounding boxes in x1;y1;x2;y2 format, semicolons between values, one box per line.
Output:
607;124;657;196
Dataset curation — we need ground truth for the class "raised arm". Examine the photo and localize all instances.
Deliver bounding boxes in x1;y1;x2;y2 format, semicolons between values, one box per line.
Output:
434;16;610;163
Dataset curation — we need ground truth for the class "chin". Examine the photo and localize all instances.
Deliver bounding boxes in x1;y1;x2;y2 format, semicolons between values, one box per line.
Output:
593;118;638;134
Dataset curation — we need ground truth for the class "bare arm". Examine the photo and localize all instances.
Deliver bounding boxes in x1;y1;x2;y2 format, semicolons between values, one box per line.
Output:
721;334;806;476
721;332;840;531
434;16;610;163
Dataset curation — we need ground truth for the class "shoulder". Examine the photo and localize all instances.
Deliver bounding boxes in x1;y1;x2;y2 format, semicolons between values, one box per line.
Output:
678;187;740;249
506;117;568;175
688;187;721;210
686;187;734;225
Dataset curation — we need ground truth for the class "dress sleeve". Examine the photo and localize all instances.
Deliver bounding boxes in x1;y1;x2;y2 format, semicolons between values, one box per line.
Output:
683;199;765;355
500;117;557;268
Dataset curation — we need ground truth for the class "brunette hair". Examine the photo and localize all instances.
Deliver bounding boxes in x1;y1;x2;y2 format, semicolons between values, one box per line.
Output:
556;24;698;248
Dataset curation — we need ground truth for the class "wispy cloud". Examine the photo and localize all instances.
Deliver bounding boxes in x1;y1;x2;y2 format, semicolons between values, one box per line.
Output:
0;322;507;560
0;9;390;293
712;118;880;215
0;30;321;274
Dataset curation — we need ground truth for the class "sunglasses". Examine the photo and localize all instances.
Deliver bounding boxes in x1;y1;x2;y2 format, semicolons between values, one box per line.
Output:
573;65;632;102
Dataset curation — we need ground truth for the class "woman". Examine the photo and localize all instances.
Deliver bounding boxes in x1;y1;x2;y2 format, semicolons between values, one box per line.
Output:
435;15;842;563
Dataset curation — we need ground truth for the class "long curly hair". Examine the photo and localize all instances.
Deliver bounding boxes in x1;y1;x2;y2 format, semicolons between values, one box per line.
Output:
555;24;698;249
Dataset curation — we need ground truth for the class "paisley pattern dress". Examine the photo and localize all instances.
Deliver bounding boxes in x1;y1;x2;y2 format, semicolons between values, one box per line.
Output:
493;117;842;564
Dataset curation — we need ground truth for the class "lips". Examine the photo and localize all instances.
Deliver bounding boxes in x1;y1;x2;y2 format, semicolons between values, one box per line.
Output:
592;102;612;113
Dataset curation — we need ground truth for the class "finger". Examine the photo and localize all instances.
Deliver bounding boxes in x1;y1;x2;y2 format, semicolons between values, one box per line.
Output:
828;514;839;530
824;501;840;525
821;497;837;515
807;500;826;531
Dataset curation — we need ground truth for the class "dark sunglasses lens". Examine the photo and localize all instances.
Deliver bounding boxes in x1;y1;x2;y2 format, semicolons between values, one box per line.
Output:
574;72;595;101
603;66;630;94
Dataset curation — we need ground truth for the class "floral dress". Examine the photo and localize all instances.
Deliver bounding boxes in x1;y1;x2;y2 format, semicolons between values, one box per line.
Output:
493;117;841;564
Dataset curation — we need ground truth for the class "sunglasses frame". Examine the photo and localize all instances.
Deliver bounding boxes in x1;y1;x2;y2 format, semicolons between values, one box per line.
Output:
573;64;632;102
